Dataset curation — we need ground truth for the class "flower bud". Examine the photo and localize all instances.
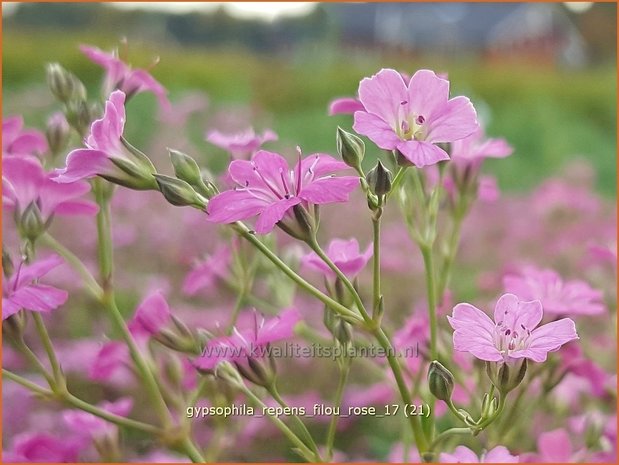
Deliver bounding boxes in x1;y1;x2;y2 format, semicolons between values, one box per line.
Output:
428;360;455;402
2;248;14;278
235;356;276;389
336;126;365;170
168;149;218;199
18;202;48;241
46;63;87;103
106;157;158;191
46;113;71;156
365;160;392;196
64;100;93;136
155;174;208;209
214;361;245;388
486;359;527;394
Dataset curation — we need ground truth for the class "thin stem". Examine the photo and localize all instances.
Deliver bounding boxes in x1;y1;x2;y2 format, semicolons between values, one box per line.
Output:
372;327;428;453
269;385;320;458
93;179;113;288
39;233;103;299
180;437;206;463
387;166;407;199
12;338;54;386
241;386;319;462
227;286;246;334
3;370;159;434
372;214;382;319
428;427;471;452
325;364;350;460
307;237;371;324
233;222;361;323
31;313;63;387
437;213;465;301
419;246;438;361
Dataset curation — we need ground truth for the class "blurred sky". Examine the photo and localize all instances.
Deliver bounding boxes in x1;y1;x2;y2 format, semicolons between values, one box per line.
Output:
2;2;318;20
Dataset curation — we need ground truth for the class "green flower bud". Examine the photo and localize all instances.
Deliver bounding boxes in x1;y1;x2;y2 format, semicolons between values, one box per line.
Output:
214;361;245;388
486;359;527;394
46;63;87;103
64;100;93;136
428;360;455;402
336;126;365;170
45;113;71;156
155;174;207;209
365;160;393;196
168;149;210;195
19;202;47;241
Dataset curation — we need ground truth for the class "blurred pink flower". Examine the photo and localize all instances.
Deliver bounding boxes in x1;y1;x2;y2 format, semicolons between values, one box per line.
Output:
63;397;133;441
206;150;359;234
128;291;171;337
80;44;170;111
2;115;47;158
2;255;68;320
194;308;301;371
328;97;365;116
3;156;98;222
183;245;231;295
440;445;518;463
559;343;610;398
478;175;499;203
450;126;513;166
503;266;605;316
89;341;130;382
206;128;278;159
448;293;578;362
521;428;584;462
353;69;478;167
302;238;372;278
387;442;421;462
7;432;82;462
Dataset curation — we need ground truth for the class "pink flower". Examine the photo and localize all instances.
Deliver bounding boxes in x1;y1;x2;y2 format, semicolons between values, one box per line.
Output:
206;128;278;159
7;433;82;462
80;44;170;111
89;341;130;382
206;150;359;234
503;266;605;316
2;255;68;320
440;445;518;463
182;245;231;295
63;397;133;441
128;291;171;337
450;126;513;166
3;156;98;222
194;308;301;371
523;428;582;462
301;238;372;278
353;69;478;167
2;116;47;158
54;91;155;189
448;293;578;363
328;97;365;116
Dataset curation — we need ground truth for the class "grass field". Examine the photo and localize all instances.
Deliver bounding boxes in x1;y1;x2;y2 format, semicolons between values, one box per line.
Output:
3;28;617;195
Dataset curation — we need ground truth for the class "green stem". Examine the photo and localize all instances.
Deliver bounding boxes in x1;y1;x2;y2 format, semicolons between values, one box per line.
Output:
419;246;438;361
180;437;206;463
475;393;506;430
437;213;465;301
428;427;471;452
325;364;350;460
31;313;64;387
372;327;428;453
3;369;159;434
387;166;407;199
233;222;361;323
241;386;319;462
93;179;113;288
307;236;371;324
372;215;382;319
227;286;246;334
12;338;54;386
269;385;320;458
40;233;103;299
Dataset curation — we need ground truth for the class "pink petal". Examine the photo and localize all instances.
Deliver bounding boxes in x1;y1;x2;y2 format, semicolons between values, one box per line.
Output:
10;130;48;155
8;284;68;315
425;96;478;143
299;153;350;179
448;303;501;362
357;69;408;127
206;189;269;224
299;176;359;204
526;318;579;360
396;140;450;167
353;111;401;150
254;197;301;234
407;70;450;121
483;446;519;463
538;429;573;462
52;199;99;216
54;149;115;183
493;293;543;332
328;97;365;115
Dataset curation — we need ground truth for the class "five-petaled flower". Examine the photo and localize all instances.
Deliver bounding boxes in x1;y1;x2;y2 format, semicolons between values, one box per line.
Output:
503;265;605;316
2;116;48;158
448;293;578;363
194;308;301;371
353;69;478;167
206;128;278;159
54;90;156;189
302;238;372;278
206;150;359;234
81;44;170;112
2;254;69;320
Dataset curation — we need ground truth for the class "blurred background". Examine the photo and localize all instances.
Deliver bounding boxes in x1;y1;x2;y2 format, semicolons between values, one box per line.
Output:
2;1;617;195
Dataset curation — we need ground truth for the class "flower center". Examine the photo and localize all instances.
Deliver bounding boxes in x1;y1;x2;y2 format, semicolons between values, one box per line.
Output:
399;114;426;141
495;322;532;356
